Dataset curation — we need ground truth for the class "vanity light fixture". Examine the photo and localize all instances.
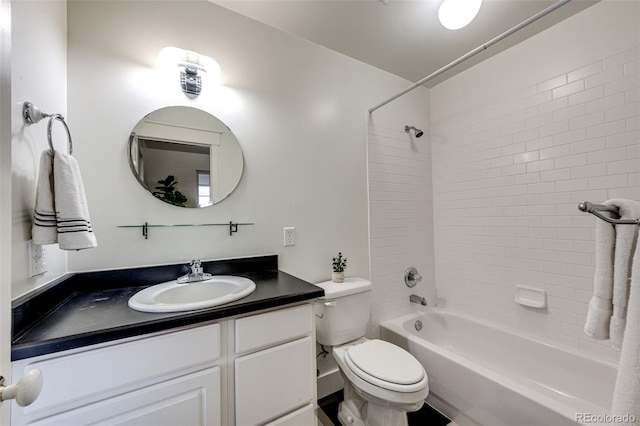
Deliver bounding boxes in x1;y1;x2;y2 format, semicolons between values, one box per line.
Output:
438;0;482;30
158;47;221;96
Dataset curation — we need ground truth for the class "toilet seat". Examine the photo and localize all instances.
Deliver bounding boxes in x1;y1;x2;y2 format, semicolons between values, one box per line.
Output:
344;339;427;393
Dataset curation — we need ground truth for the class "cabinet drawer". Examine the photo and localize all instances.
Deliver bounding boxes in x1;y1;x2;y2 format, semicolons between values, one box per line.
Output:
235;304;312;353
235;336;314;425
264;404;316;426
15;323;220;419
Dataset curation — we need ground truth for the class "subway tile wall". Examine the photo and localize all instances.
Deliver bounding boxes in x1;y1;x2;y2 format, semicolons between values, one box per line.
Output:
367;116;435;338
430;47;639;361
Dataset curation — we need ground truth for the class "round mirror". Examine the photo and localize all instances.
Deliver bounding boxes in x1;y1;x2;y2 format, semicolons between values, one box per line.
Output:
128;106;244;208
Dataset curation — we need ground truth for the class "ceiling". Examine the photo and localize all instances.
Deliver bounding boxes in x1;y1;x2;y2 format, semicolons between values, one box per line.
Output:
213;0;598;87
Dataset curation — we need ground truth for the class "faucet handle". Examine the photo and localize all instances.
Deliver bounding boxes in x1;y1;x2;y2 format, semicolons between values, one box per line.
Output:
190;260;203;275
405;267;422;287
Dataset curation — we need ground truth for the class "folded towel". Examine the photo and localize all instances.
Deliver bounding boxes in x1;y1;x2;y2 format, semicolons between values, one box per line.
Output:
611;234;640;424
31;150;58;245
53;151;97;250
584;201;616;340
610;199;640;350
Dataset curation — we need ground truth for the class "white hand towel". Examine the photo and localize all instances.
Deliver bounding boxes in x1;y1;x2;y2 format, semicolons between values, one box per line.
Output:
53;152;97;250
610;199;640;350
584;201;616;340
31;150;58;245
612;235;640;424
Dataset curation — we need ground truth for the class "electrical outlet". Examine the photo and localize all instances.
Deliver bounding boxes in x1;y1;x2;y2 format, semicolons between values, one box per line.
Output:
283;227;296;247
29;241;47;277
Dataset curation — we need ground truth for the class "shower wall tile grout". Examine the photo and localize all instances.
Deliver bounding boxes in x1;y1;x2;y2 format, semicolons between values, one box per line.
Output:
431;46;639;361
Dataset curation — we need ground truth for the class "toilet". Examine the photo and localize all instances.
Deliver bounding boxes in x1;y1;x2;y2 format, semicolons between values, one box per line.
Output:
314;278;428;426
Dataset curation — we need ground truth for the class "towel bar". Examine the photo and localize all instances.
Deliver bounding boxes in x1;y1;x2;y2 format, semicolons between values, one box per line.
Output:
579;201;640;226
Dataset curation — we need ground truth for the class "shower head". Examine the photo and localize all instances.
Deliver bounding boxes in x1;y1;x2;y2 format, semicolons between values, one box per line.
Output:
405;125;424;138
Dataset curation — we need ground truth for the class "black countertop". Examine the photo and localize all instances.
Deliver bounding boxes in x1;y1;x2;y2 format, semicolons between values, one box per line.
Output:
12;255;324;361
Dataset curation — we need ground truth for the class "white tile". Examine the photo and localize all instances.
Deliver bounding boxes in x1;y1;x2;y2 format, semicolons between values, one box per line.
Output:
605;102;640;122
571;164;607;179
586;120;627;139
553;80;585;99
569;111;604;131
570;138;606;155
604;47;640;70
540;144;570;160
568;61;603;83
586;65;624;88
588;174;628;190
586;147;628;164
569;86;604;107
426;49;639;361
539;74;567;92
606;75;640;97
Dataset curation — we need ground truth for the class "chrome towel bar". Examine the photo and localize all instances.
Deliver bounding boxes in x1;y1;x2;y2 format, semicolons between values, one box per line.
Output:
578;201;640;226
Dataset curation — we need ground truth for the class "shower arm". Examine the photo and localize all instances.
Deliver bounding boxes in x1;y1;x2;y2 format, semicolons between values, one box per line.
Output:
369;0;572;113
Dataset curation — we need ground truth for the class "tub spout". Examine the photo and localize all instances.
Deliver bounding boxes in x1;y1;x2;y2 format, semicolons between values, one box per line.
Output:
410;295;427;306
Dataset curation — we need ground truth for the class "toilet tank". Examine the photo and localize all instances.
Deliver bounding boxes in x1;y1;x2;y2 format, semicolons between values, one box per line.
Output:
314;278;371;346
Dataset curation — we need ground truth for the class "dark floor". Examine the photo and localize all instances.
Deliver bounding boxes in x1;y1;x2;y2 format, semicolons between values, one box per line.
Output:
318;390;451;426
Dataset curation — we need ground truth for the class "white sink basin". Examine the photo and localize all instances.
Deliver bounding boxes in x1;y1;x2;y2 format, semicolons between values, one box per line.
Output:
128;275;256;313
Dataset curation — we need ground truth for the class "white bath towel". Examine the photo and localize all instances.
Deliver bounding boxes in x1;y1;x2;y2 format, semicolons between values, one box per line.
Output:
612;234;640;424
31;150;58;245
610;199;640;350
53;151;97;250
584;201;616;340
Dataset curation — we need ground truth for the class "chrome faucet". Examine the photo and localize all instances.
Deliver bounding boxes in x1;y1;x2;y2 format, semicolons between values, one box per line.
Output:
410;295;427;306
177;260;212;284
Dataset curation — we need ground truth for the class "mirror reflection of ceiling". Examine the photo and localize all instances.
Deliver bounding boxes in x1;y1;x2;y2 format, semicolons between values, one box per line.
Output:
128;106;244;209
213;0;599;87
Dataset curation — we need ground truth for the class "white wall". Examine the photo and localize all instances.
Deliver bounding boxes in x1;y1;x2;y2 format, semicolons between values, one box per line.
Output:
57;1;426;292
11;1;68;299
430;0;640;361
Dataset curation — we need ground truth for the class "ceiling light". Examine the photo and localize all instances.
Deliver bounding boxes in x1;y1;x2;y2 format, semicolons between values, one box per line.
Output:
438;0;482;30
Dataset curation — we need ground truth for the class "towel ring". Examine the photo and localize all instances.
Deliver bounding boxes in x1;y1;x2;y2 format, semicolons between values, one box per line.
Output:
47;114;73;155
23;102;73;155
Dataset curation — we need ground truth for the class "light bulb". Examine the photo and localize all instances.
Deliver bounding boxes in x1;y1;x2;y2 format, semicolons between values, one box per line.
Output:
438;0;482;30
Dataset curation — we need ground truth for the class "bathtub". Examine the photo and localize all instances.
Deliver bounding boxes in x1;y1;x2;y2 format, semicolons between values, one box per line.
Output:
380;310;617;426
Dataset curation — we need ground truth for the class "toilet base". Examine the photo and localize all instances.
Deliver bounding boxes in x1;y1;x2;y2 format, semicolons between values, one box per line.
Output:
338;400;409;426
337;378;419;426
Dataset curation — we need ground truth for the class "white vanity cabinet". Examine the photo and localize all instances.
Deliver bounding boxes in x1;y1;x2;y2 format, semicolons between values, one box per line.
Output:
11;302;317;426
233;304;316;426
11;323;224;426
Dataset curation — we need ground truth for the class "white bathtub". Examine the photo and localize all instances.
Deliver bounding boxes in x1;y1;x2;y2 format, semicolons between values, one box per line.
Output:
380;310;617;426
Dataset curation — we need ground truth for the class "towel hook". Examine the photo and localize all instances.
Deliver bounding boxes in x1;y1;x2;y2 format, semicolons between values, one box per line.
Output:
23;102;73;155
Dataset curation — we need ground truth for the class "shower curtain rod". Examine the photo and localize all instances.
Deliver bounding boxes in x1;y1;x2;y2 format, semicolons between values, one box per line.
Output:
368;0;572;114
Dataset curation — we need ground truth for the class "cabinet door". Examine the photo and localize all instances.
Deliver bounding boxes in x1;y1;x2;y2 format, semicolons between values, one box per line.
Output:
29;367;221;426
235;337;314;426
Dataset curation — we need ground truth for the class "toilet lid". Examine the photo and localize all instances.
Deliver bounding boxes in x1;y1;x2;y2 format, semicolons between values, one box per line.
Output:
345;339;426;391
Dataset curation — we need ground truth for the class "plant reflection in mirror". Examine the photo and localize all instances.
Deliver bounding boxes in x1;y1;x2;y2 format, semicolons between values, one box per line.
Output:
153;175;188;207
